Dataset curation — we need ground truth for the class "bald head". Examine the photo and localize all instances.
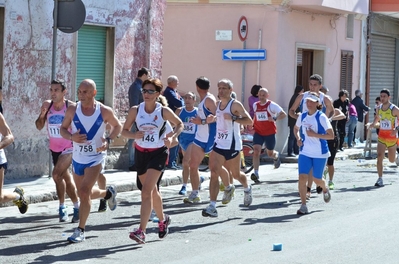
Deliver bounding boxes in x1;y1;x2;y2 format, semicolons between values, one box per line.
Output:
79;79;96;90
258;87;269;103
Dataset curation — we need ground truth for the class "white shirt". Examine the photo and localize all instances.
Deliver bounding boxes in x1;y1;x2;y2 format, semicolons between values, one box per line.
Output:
295;111;332;158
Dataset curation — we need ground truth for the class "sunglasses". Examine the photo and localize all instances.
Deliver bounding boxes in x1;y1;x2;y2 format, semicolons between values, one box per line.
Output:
141;89;158;94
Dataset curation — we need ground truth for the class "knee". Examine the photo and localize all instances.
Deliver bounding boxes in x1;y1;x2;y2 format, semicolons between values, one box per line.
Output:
77;187;91;201
141;188;153;200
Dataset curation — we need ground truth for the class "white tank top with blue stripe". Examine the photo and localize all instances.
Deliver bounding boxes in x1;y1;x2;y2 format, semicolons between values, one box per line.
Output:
71;102;106;164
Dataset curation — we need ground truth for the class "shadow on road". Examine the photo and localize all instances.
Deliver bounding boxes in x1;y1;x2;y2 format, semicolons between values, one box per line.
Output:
240;210;323;225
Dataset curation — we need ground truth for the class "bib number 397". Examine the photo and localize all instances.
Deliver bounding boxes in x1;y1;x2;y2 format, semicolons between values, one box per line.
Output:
218;132;228;140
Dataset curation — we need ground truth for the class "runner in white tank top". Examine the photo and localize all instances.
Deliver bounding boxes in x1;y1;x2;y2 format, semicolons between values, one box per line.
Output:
122;78;183;244
0;113;29;215
202;79;253;218
60;79;122;243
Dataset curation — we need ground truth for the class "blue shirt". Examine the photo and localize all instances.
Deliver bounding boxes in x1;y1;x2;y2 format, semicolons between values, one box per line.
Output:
128;78;143;108
163;86;184;112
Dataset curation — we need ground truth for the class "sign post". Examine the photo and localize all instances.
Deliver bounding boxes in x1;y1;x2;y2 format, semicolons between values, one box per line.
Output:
238;16;248;104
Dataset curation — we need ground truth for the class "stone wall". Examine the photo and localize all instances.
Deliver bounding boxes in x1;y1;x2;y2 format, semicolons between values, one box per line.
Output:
2;0;166;179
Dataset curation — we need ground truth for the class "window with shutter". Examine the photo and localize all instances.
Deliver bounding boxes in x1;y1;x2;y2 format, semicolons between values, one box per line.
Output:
340;50;353;96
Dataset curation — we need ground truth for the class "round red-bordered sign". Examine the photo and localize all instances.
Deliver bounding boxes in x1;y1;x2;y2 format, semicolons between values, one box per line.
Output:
238;16;248;42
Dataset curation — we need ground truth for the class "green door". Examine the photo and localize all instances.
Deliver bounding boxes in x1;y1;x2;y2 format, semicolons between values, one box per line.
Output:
76;25;106;102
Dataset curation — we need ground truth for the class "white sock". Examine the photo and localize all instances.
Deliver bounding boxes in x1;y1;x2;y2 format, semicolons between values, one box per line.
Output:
210;201;216;207
59;203;65;208
254;170;259;176
183;183;187;187
73;202;80;209
225;184;232;191
13;194;20;201
192;190;199;196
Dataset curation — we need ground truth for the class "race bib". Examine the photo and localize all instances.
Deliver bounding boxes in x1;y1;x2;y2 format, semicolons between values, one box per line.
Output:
256;111;268;121
380;119;392;130
183;122;195;134
48;124;62;138
142;131;160;144
74;141;97;155
217;129;232;142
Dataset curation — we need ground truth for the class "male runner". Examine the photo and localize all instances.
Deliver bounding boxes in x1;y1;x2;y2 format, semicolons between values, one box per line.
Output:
370;89;399;187
35;79;79;222
60;79;122;243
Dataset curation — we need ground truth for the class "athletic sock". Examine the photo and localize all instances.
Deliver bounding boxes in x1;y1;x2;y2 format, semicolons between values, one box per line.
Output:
13;194;20;201
254;170;259;176
73;202;80;209
225;184;232;191
183;183;187;187
59;203;65;208
210;201;216;208
104;189;112;200
78;227;85;233
191;190;199;196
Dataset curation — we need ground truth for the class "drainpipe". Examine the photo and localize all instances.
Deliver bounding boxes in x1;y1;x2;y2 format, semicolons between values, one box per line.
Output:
364;10;372;140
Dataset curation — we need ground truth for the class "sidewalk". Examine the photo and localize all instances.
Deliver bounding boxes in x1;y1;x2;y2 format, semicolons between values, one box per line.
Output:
1;145;367;208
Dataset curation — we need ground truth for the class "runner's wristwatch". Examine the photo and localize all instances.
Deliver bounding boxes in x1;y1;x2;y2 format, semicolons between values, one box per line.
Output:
201;119;206;125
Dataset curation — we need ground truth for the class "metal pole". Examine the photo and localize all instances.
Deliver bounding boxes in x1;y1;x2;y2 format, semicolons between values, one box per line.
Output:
257;29;262;85
49;0;58;177
241;40;246;103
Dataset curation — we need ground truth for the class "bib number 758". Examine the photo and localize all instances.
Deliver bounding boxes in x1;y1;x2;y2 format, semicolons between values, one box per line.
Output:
79;145;94;153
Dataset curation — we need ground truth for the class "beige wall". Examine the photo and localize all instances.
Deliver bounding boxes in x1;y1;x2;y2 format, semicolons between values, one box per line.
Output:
162;3;364;151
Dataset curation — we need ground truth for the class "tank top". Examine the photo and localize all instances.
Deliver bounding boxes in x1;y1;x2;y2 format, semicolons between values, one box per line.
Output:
179;107;198;142
194;94;217;143
135;102;168;149
215;99;242;151
253;100;277;136
71;102;106;163
47;100;72;152
378;104;397;131
0;134;6;164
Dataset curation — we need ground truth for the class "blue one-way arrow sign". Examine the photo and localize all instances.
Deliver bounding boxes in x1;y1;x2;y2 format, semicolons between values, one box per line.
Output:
222;49;266;61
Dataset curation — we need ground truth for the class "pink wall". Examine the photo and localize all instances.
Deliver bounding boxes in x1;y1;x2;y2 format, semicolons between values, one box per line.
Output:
163;4;363;109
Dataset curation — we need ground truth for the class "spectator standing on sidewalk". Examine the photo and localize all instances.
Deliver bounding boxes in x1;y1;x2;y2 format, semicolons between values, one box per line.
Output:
351;89;370;142
333;90;349;151
287;85;303;157
163;75;184;170
346;100;358;148
248;85;261;119
128;67;149;171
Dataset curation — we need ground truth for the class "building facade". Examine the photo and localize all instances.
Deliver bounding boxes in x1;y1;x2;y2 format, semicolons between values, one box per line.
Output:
1;0;166;178
162;0;369;152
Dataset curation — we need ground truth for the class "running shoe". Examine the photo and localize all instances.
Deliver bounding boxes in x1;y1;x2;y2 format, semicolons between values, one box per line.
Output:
178;185;187;195
67;228;85;243
72;208;79;223
375;177;384;187
129;228;146;244
222;185;235;204
202;205;218;217
273;153;281;169
328;181;335;190
296;204;309;215
316;186;323;194
59;206;69;222
250;173;260;184
243;186;253;207
98;199;107;212
183;192;201;204
396;156;399;166
219;182;225;192
158;214;171;239
149;209;158;222
106;185;117;211
323;189;331;203
199;176;205;191
13;187;28;214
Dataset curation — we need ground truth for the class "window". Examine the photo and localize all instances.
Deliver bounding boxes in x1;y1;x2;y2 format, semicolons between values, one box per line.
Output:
340;50;353;95
346;14;354;39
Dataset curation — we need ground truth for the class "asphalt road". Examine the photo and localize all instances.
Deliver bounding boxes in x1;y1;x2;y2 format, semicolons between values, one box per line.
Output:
1;158;398;264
